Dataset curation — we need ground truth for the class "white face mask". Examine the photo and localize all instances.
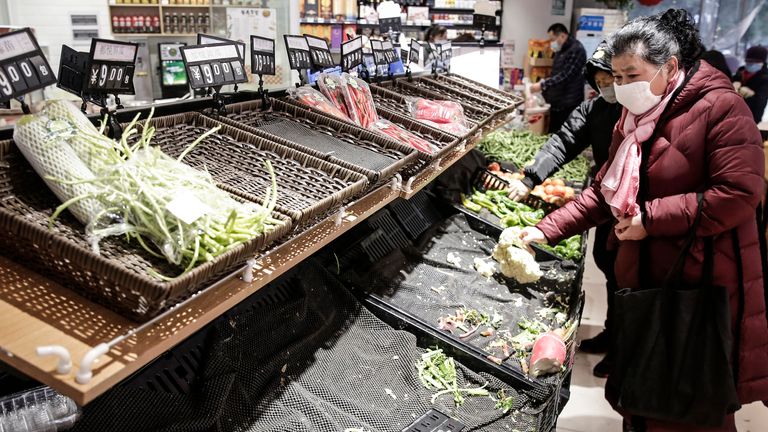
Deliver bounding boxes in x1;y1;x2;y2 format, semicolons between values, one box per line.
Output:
551;41;561;52
599;85;617;104
613;67;664;115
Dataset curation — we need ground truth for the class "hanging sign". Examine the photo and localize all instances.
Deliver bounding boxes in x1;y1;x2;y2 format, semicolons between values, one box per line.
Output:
438;41;452;65
379;17;402;35
382;40;398;64
181;42;247;89
304;35;334;69
0;28;56;102
340;36;363;71
284;35;311;70
250;35;275;75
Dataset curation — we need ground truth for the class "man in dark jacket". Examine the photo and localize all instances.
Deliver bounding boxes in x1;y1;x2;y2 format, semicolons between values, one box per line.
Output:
733;45;768;123
509;42;622;377
529;24;587;132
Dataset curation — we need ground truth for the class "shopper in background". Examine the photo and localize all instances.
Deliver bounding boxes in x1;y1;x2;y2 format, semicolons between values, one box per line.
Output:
701;50;732;79
508;42;621;378
529;23;587;133
733;45;768;123
425;25;448;43
520;8;768;431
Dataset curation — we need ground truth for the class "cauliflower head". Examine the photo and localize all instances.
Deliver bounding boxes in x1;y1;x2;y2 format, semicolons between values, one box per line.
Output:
492;227;542;283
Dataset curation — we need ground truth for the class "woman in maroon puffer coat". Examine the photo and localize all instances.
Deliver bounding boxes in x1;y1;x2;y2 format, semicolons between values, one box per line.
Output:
520;9;768;432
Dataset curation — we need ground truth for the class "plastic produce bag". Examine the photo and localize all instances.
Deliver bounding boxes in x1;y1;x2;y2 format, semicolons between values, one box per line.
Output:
317;73;350;118
368;118;438;155
339;72;378;128
420;119;469;136
407;97;468;126
289;85;351;121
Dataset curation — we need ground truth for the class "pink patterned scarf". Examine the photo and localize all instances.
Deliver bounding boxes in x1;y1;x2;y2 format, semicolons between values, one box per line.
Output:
601;70;685;218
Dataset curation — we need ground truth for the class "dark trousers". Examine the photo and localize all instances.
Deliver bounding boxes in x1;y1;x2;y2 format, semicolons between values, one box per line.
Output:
548;106;579;133
592;222;618;336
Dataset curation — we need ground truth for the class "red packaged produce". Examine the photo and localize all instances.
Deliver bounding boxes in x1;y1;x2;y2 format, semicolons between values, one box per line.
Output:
289;85;351;121
317;73;350;118
339;72;378;128
369;118;437;155
407;97;468;126
419;118;469;136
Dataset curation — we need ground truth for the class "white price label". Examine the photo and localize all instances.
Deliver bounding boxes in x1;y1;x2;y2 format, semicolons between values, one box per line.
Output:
0;31;36;62
93;41;137;62
166;189;211;225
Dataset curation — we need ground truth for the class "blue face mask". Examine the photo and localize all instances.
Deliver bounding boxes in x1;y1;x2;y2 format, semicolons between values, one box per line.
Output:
745;62;764;73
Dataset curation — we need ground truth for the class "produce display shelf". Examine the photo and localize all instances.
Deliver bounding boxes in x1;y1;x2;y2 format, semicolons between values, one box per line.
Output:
0;141;477;406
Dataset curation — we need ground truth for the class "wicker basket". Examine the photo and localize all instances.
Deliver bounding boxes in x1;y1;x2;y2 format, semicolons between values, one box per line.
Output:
207;98;420;185
429;74;523;109
0;139;292;321
283;92;466;163
132;112;370;226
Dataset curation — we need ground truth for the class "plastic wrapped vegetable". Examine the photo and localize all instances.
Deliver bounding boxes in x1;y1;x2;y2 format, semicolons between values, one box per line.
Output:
339;72;378;128
368;119;437;155
406;97;468;126
317;73;350;118
529;330;567;377
419;118;469;136
290;85;350;121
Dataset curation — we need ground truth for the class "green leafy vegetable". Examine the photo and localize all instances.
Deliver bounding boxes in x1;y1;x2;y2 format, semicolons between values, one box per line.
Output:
416;348;489;406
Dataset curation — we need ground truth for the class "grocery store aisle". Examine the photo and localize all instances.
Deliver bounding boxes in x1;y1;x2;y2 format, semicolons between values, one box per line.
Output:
557;231;768;432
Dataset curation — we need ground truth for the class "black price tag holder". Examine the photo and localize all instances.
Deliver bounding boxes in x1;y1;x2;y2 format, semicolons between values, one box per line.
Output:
284;35;312;86
472;13;498;46
370;39;388;82
181;42;248;114
304;35;334;71
58;38;138;139
340;36;363;74
437;41;453;72
251;35;276;110
198;33;246;92
0;28;56;114
379;16;402;38
406;39;422;80
427;41;439;75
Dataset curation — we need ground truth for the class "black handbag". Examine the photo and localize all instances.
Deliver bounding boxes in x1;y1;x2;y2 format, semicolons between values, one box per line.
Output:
606;193;741;427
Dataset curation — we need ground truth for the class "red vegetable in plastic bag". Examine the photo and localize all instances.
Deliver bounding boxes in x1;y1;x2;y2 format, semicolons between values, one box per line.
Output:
369;119;437;155
407;97;467;125
290;86;350;121
420;119;469;136
340;73;378;128
317;73;350;118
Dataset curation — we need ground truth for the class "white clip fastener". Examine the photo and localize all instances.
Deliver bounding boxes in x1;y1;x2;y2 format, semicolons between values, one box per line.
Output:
76;343;110;384
36;345;72;375
403;177;415;194
390;174;403;191
334;205;348;226
457;142;466;153
433;158;443;171
242;259;256;283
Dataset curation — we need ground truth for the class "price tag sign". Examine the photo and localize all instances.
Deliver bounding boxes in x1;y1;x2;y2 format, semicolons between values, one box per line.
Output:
250;35;275;75
304;35;334;69
341;36;363;72
382;40;398;64
370;40;388;66
379;16;402;35
0;28;56;102
472;13;497;30
409;39;422;65
438;41;452;68
181;42;247;89
427;42;438;63
400;47;409;65
198;33;246;62
85;39;138;94
284;35;311;70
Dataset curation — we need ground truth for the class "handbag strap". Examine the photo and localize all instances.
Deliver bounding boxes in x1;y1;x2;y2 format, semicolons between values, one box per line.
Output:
663;192;707;288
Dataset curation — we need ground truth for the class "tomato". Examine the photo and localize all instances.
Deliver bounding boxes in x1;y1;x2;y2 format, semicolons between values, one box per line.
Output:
488;162;501;172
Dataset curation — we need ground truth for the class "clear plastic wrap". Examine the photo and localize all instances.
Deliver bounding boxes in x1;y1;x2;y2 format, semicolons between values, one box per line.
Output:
0;386;80;432
406;97;468;125
289;85;351;121
419;118;470;136
368;118;438;155
317;73;351;119
339;72;379;128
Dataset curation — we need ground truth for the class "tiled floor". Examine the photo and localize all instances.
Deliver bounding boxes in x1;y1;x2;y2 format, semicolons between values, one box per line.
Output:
556;231;768;432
